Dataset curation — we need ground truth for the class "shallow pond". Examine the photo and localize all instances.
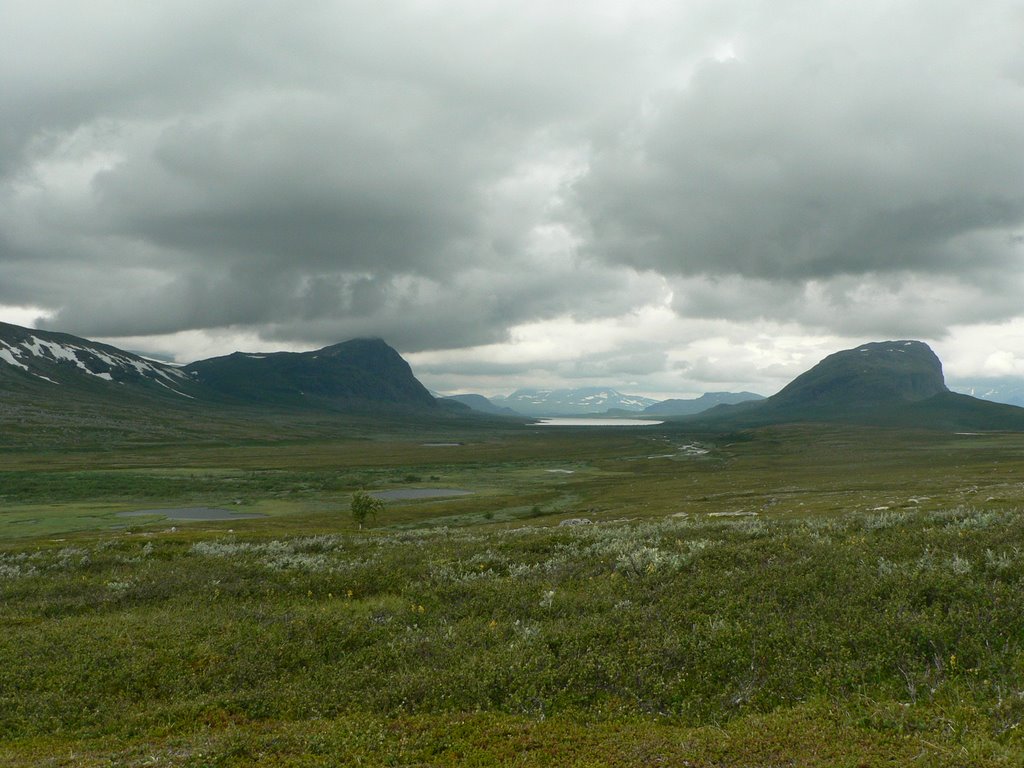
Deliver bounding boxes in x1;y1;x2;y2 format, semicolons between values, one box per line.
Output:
117;507;268;521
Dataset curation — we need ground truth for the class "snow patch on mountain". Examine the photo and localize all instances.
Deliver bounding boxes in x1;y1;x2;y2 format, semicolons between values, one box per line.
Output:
493;387;658;416
0;328;191;395
0;345;28;370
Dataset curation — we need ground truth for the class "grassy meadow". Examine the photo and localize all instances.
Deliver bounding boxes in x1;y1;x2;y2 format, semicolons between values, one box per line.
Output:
4;418;1024;765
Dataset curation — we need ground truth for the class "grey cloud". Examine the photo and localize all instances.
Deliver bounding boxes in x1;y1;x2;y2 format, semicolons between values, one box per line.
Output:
671;269;1024;340
575;1;1024;283
5;2;691;349
3;2;1024;395
40;251;656;353
553;349;670;379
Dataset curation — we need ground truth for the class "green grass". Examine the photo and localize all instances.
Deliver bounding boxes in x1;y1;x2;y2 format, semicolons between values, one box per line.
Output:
4;422;1024;764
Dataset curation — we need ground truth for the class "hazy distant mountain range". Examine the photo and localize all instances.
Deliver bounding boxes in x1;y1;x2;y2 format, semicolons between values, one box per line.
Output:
440;393;520;416
642;391;765;416
950;379;1024;408
4;320;1024;431
443;389;766;417
489;387;658;417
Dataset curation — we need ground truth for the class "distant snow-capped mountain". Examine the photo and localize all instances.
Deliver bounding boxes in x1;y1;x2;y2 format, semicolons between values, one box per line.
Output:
490;387;658;416
950;378;1024;407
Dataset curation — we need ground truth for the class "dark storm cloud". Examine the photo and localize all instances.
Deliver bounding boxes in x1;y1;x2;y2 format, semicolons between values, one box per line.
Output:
3;1;688;348
2;0;1023;376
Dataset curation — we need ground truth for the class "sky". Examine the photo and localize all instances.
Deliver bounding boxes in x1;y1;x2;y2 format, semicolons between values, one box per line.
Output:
2;1;1023;398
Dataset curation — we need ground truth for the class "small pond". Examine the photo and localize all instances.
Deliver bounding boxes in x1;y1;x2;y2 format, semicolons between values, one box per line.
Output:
369;489;474;501
117;507;268;521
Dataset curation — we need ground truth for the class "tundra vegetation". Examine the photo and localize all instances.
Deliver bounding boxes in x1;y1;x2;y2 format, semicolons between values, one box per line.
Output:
3;419;1024;765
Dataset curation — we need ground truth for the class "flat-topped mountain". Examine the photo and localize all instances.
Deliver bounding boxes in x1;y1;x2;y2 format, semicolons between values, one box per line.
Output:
771;341;947;408
689;340;1024;430
184;338;438;410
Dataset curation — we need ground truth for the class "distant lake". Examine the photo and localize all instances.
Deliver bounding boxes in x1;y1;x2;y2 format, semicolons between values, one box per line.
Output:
533;418;664;427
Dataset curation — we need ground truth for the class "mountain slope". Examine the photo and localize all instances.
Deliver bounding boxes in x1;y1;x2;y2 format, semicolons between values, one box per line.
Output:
686;340;1024;431
0;321;197;399
770;341;947;408
440;394;520;416
184;337;438;411
644;391;764;416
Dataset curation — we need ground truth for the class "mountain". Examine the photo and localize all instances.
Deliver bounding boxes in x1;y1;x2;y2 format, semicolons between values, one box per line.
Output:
0;321;197;399
491;387;658;417
950;378;1024;407
686;340;1024;431
184;338;438;411
440;393;520;416
643;391;764;416
770;340;947;408
0;323;442;417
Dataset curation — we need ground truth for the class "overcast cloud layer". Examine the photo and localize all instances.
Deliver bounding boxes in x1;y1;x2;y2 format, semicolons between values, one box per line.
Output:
2;1;1023;396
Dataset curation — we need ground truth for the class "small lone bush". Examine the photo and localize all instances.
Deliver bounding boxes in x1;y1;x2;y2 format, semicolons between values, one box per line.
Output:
350;491;384;529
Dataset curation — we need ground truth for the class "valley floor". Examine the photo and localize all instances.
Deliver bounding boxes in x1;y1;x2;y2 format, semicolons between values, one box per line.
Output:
3;422;1024;765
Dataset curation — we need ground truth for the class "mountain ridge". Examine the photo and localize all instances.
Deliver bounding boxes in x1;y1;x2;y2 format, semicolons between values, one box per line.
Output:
0;321;197;399
5;322;1024;432
643;391;764;416
0;323;440;415
184;337;438;411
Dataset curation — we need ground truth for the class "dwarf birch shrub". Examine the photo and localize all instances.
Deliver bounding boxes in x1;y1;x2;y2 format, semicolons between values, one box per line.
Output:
984;548;1016;571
